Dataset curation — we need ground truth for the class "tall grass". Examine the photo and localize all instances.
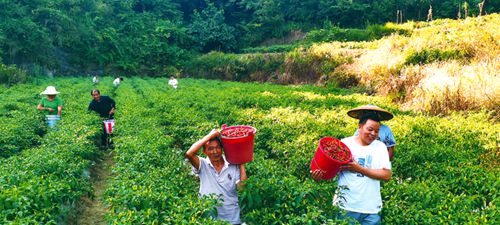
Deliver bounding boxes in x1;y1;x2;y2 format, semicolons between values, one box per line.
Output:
326;14;500;116
408;61;499;115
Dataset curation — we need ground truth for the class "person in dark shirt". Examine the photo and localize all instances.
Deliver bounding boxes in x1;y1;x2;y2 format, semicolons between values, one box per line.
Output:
88;89;116;147
88;89;115;118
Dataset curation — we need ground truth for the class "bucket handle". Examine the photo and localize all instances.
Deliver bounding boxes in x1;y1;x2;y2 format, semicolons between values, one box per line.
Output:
312;158;325;172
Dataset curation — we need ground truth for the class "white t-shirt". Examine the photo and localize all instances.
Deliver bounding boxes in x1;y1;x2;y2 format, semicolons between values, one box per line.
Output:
168;79;178;88
192;156;241;224
113;78;120;87
335;136;391;214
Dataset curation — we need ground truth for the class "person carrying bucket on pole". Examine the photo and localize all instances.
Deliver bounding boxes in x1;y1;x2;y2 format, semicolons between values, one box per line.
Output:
349;104;396;160
87;89;116;148
185;129;248;225
37;86;63;128
311;110;391;225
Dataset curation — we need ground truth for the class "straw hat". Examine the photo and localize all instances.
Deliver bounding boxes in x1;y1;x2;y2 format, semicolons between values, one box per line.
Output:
40;86;60;95
347;104;393;121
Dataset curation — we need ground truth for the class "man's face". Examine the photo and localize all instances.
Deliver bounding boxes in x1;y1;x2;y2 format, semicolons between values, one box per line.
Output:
203;140;223;162
358;119;380;145
92;91;101;101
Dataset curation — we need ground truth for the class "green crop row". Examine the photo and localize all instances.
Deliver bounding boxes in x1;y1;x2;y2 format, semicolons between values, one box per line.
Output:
0;83;47;157
0;78;102;224
103;78;222;224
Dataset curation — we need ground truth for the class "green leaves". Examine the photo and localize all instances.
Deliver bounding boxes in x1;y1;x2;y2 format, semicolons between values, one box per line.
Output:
0;77;100;223
188;3;237;52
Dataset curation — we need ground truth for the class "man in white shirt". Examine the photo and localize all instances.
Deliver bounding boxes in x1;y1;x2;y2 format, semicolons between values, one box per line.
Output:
312;113;391;225
168;76;178;89
185;129;247;224
113;76;121;87
92;75;99;84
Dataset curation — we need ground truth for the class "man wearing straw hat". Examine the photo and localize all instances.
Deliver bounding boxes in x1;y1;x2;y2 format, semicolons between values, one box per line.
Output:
37;86;63;127
311;112;392;225
348;104;396;160
185;129;247;225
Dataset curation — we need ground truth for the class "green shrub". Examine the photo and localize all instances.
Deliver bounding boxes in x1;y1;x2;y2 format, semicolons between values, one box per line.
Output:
367;24;410;39
157;66;180;78
241;44;303;53
0;63;28;86
405;49;472;64
184;52;284;82
303;27;371;43
326;70;359;88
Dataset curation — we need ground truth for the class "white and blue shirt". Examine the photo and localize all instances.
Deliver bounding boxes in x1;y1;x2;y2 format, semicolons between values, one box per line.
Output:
192;156;241;224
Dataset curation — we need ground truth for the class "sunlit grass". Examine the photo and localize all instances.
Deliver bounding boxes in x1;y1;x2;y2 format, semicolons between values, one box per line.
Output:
292;91;326;101
324;13;500;116
408;61;499;114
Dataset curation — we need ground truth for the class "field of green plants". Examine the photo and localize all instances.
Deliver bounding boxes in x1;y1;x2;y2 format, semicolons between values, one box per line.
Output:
1;77;498;224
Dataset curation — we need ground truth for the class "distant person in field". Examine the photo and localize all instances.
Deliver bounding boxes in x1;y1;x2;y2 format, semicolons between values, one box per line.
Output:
92;75;99;85
168;76;178;89
311;113;392;225
113;76;122;87
427;5;433;22
185;129;247;225
88;89;116;146
349;104;396;160
37;86;63;127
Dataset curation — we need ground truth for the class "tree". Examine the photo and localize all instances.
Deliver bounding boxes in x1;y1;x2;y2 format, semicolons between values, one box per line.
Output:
463;1;469;17
478;0;485;16
187;2;236;52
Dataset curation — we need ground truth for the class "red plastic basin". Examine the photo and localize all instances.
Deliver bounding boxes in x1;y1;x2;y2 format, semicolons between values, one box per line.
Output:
310;136;352;180
220;125;256;164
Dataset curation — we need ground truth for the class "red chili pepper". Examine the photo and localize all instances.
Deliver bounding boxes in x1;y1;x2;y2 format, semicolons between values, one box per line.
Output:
321;139;350;162
221;127;252;138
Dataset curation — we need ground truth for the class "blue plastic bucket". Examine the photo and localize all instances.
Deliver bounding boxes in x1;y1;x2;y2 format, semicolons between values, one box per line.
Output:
46;115;61;128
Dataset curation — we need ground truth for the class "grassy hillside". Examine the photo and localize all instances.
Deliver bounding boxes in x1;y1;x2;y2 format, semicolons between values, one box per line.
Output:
184;14;500;117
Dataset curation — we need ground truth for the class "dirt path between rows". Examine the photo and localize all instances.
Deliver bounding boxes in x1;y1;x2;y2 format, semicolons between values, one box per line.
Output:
67;151;114;225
